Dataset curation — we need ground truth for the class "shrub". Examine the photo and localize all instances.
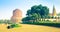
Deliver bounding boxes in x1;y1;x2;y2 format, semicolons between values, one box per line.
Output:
7;24;21;29
10;24;21;28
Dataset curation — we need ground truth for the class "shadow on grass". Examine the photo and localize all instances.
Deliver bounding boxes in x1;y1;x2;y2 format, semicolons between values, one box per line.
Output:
21;23;60;28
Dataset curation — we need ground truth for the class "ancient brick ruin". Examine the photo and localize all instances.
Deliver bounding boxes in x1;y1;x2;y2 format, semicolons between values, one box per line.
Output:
11;9;22;23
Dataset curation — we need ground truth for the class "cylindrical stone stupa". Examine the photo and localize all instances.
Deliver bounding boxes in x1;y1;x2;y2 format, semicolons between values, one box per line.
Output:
11;9;22;23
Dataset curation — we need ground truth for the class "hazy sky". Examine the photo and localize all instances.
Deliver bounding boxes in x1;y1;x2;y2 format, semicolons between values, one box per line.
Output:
0;0;60;19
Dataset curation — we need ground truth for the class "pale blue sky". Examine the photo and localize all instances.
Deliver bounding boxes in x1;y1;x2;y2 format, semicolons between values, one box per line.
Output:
0;0;60;19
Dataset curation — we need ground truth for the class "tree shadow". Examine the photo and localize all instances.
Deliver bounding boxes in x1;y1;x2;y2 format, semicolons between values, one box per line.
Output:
21;23;60;28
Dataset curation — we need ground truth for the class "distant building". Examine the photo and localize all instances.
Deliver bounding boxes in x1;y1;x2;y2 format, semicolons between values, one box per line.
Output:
47;6;60;22
49;6;57;17
52;6;57;17
11;9;22;23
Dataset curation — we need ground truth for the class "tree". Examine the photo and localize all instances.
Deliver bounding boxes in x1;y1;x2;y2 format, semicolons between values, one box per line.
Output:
57;13;60;16
26;4;49;18
22;4;49;23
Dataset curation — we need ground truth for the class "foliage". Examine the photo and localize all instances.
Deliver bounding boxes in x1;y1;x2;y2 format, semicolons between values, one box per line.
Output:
0;20;12;24
0;20;4;24
57;13;60;16
11;24;20;28
26;4;49;18
22;20;60;28
7;24;21;29
22;4;49;23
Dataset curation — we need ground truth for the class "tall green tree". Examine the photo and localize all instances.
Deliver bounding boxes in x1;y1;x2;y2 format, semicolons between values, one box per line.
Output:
26;4;49;18
22;4;49;23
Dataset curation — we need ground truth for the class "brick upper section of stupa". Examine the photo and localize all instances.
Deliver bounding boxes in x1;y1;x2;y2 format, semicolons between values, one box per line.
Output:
13;9;22;18
11;9;22;23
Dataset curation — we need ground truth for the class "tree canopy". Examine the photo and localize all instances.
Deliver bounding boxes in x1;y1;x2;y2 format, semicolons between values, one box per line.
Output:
26;4;49;18
22;4;49;23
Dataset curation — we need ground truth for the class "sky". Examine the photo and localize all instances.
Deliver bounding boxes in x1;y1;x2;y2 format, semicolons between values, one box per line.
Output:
0;0;60;19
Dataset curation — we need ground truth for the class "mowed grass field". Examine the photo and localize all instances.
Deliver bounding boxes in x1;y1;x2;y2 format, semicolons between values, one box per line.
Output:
0;24;60;32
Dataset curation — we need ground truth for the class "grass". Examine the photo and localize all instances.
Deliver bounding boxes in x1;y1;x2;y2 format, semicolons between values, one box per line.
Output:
22;21;60;28
10;24;21;28
0;24;60;32
7;24;21;29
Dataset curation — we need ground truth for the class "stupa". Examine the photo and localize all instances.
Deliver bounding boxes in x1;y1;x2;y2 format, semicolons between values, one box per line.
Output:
11;9;22;23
